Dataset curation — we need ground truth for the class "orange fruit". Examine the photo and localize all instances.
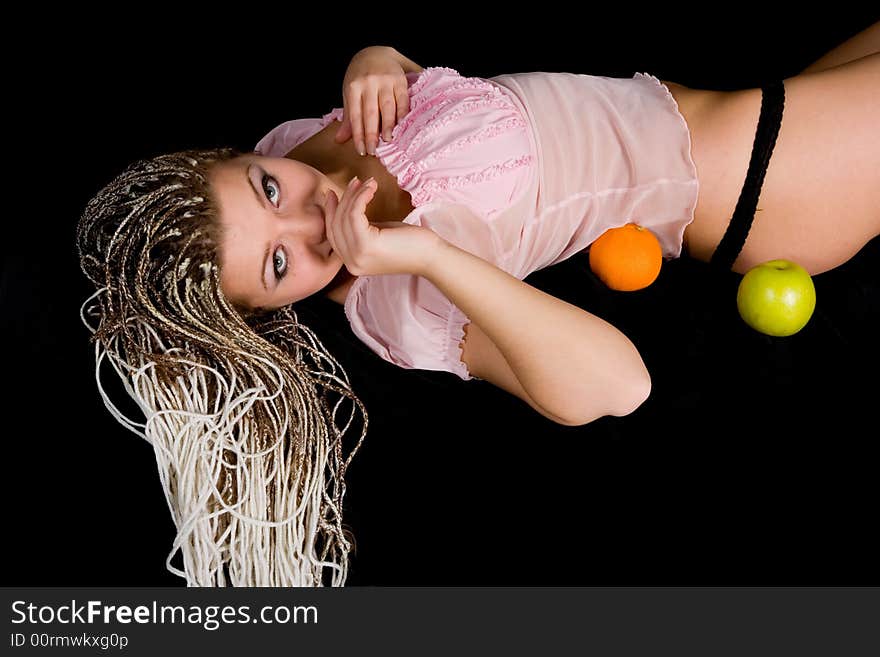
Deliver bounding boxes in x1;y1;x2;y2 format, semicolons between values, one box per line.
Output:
588;223;663;291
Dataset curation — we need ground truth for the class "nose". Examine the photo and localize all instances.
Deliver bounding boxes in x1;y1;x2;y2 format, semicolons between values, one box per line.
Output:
277;204;326;245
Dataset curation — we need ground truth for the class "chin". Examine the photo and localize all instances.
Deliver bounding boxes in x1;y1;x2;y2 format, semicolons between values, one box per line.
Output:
322;262;348;289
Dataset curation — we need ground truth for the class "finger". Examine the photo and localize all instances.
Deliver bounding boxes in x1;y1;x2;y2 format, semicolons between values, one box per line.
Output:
343;178;372;229
347;89;365;156
348;179;377;254
378;87;397;142
362;92;381;156
339;177;363;249
394;83;409;129
335;94;351;144
353;179;377;227
357;178;378;213
333;104;345;142
334;118;351;144
322;189;339;254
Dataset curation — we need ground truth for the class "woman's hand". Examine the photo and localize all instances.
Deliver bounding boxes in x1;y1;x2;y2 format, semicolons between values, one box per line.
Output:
334;46;411;157
322;176;442;277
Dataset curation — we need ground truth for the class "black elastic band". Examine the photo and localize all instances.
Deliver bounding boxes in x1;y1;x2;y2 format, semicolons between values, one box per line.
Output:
710;80;785;271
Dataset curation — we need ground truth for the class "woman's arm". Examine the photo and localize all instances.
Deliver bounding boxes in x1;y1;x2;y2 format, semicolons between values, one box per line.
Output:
335;46;424;154
420;240;652;426
355;45;424;75
800;21;879;74
323;177;649;425
384;46;424;75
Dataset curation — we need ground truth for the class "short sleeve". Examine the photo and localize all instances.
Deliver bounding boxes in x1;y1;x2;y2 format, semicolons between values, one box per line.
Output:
253;107;344;157
344;202;503;382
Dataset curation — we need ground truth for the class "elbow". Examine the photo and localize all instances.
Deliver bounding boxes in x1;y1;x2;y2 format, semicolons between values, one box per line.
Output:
609;368;652;418
560;368;652;427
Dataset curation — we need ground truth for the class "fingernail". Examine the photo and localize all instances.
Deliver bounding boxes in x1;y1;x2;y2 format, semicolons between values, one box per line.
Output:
367;144;375;156
384;131;392;141
358;143;365;157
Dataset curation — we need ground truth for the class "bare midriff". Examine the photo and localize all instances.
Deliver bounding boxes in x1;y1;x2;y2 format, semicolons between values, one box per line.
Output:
659;79;731;258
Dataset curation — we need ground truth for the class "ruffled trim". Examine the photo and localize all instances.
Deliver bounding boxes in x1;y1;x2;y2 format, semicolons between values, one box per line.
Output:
416;115;526;170
376;67;533;209
388;67;464;144
322;106;344;125
342;276;367;329
407;66;463;98
407;97;524;155
634;72;701;259
446;303;476;381
414;154;534;208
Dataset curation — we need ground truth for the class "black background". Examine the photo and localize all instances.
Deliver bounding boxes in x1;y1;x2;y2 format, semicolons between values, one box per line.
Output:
3;8;878;586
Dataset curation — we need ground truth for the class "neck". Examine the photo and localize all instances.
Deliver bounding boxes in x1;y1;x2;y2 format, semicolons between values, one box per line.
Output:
284;121;391;221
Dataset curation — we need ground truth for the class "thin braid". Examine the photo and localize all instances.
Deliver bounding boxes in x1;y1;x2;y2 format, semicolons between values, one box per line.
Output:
76;148;368;586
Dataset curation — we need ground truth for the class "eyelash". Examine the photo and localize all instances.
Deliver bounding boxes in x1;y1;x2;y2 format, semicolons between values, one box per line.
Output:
262;173;280;208
261;173;288;281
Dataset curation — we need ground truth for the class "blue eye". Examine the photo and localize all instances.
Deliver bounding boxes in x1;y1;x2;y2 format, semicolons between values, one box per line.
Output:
260;172;286;279
261;173;280;208
273;246;287;280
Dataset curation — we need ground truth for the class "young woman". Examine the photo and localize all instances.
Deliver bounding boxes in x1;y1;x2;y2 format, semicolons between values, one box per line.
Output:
212;32;879;426
76;24;878;586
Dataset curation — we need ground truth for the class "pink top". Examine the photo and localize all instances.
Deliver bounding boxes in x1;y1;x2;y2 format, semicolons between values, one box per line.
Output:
254;66;699;381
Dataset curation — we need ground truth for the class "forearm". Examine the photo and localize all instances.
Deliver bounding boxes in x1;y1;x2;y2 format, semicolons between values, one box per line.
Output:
421;240;652;421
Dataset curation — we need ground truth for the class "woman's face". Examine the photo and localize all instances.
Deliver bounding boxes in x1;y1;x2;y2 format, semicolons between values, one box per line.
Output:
211;154;345;310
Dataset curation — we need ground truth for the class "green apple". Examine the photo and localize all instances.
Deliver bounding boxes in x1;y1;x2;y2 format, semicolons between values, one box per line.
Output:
736;259;816;336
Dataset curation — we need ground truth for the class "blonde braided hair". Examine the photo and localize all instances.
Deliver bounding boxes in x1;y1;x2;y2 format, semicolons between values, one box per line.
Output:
76;147;368;586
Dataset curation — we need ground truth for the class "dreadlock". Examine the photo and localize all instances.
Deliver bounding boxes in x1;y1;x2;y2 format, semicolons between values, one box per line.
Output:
76;147;368;586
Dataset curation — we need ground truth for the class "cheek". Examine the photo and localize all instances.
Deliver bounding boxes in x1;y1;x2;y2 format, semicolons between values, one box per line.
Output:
296;243;328;267
218;273;243;306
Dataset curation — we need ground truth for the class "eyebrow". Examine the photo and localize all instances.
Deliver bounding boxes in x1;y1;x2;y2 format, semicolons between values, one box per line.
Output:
246;163;271;293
